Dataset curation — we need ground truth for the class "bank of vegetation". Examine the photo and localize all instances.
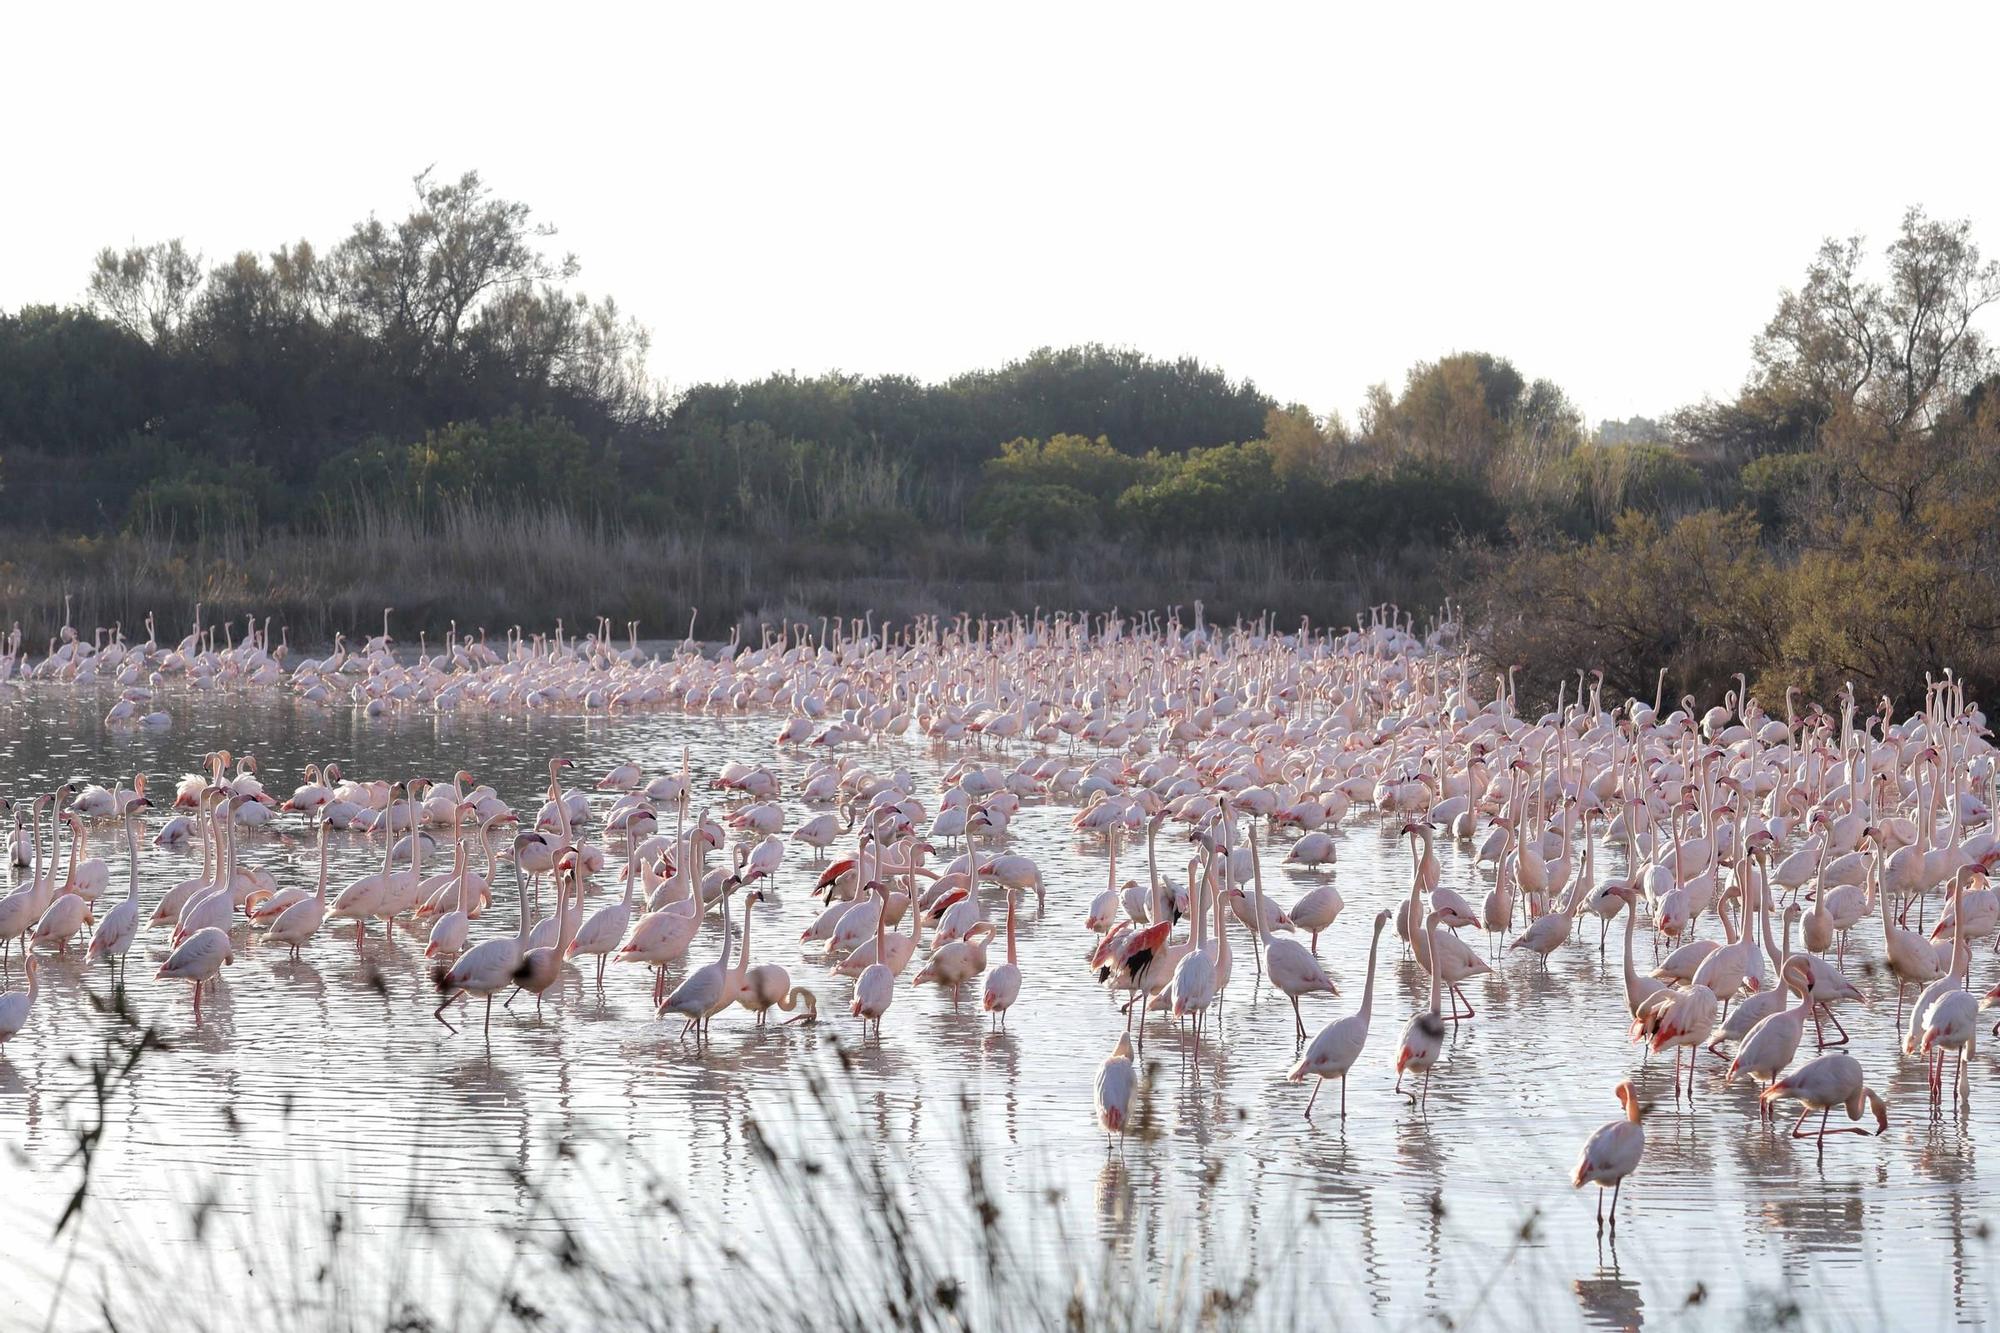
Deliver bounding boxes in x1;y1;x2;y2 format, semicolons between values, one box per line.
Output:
3;171;1997;704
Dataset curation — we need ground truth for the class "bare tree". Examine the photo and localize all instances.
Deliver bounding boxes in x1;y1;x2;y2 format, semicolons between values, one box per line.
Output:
87;238;205;343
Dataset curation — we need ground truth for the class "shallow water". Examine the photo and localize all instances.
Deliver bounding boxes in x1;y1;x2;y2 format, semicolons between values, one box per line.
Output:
0;682;1993;1330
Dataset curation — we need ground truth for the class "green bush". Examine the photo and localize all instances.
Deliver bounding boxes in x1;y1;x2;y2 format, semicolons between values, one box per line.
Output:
1321;465;1508;547
971;482;1100;548
1115;441;1280;539
316;414;607;520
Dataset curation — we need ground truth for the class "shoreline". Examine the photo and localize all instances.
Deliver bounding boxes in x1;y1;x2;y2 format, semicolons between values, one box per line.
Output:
0;523;1439;654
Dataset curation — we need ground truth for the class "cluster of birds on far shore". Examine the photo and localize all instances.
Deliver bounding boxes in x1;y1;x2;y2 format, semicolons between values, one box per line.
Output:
6;601;1996;1236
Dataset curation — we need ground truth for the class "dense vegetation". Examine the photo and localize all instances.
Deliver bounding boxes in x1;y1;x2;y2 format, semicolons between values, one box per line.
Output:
4;173;1998;704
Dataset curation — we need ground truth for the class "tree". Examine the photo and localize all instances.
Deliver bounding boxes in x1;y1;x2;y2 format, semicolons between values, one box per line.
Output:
328;169;579;376
88;239;205;343
1368;352;1524;476
1753;206;2000;520
1264;404;1350;481
1359;352;1585;499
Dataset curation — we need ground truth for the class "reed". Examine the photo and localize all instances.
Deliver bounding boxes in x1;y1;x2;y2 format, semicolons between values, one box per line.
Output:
0;501;1442;649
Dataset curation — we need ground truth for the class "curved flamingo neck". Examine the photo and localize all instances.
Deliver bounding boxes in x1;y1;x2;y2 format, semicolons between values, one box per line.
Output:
1357;918;1386;1021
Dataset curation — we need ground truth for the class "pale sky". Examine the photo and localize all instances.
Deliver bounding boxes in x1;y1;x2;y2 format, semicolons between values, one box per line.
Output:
8;2;1999;426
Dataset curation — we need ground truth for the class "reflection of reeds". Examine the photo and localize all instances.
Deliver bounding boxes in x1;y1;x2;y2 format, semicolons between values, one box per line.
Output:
29;1018;1887;1333
0;505;1435;650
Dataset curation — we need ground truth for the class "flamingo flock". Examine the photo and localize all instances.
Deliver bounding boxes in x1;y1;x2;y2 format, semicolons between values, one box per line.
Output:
13;600;2000;1241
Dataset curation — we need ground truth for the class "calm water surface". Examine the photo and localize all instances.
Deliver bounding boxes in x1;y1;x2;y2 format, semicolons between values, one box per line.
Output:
0;682;1991;1329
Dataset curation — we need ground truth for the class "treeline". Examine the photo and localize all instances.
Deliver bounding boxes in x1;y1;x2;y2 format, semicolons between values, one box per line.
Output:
5;173;2000;705
0;168;1633;560
0;173;1275;540
1471;207;2000;707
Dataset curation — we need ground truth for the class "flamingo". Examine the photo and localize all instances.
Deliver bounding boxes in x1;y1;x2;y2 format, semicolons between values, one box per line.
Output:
1289;908;1391;1119
270;820;336;961
913;922;998;1002
84;805;149;980
1167;860;1220;1053
1572;1082;1645;1235
1289;880;1344;955
1094;1031;1137;1139
1248;825;1337;1040
509;861;586;1018
596;761;644;792
330;783;408;947
662;881;760;1037
0;954;37;1050
851;881;897;1036
569;842;640;986
1760;1052;1889;1148
1725;959;1814;1117
1641;981;1719;1106
1283;832;1338;868
30;818;95;956
981;883;1023;1028
157;926;235;1022
737;964;817;1025
1394;909;1449;1110
434;853;552;1035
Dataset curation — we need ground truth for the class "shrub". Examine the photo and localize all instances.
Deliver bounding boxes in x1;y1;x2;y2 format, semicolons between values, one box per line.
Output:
970;482;1099;548
1468;508;1785;706
1738;451;1828;536
1114;441;1280;539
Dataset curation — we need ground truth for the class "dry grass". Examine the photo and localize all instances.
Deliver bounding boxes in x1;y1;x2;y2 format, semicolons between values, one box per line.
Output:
0;502;1441;648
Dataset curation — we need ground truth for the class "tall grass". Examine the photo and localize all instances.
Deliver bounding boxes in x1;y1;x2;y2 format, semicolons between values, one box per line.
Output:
0;499;1443;648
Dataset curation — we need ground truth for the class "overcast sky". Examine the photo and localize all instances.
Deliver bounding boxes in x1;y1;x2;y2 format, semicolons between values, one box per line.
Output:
9;2;1998;425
